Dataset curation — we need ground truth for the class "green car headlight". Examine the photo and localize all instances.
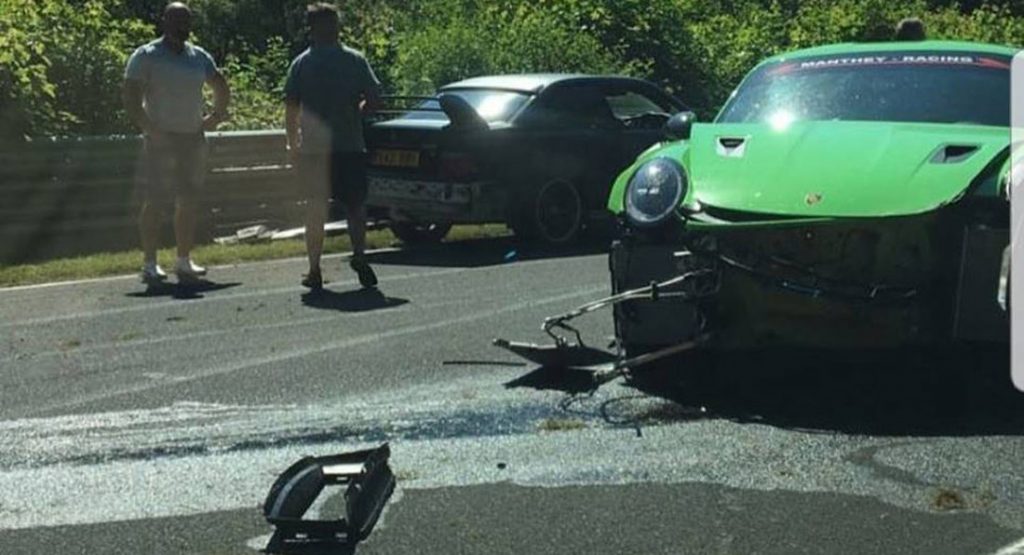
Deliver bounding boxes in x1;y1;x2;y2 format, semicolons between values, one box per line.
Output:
625;158;687;227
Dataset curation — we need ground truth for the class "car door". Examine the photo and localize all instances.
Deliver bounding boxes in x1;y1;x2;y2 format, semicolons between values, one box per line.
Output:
600;83;680;173
514;82;625;210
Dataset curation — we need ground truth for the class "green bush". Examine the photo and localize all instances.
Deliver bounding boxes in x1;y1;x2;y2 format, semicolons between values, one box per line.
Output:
2;0;1024;138
218;37;290;131
387;1;632;95
0;0;152;142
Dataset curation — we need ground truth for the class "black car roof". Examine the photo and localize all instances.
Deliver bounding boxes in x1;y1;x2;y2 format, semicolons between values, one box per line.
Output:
439;73;658;94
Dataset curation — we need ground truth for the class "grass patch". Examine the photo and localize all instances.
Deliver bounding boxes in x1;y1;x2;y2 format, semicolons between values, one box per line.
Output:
933;488;967;511
537;418;587;432
0;224;510;288
393;468;420;482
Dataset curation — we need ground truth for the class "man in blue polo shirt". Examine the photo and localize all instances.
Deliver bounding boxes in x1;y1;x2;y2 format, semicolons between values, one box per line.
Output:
284;2;381;290
123;2;231;283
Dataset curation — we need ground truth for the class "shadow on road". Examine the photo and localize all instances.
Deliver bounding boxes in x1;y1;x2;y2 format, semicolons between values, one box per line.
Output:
621;345;1023;437
301;287;409;313
125;279;242;300
505;365;602;395
265;541;356;555
365;236;608;269
504;345;1023;437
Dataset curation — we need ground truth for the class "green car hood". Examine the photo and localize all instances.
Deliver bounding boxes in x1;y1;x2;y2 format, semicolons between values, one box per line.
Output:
678;121;1007;218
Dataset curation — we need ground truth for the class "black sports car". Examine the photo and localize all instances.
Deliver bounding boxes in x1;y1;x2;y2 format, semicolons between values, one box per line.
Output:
364;74;686;244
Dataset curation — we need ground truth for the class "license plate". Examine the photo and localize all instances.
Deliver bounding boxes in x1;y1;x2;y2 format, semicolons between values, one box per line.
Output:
371;149;420;168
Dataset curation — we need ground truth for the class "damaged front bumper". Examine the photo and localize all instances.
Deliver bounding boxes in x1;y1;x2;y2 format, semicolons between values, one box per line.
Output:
495;214;1008;384
493;241;718;383
611;217;1010;349
609;240;715;350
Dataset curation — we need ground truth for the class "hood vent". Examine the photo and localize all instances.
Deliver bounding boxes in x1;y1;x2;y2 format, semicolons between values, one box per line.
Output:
930;144;979;164
716;136;748;158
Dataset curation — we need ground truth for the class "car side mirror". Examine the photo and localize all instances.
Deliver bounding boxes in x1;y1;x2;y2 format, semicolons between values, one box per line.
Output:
665;111;696;140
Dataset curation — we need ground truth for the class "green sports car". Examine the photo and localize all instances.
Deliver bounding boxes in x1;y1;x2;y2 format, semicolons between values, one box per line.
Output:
608;41;1019;356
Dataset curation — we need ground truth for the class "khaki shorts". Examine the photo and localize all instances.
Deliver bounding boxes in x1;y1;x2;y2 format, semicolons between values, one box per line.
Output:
137;132;208;203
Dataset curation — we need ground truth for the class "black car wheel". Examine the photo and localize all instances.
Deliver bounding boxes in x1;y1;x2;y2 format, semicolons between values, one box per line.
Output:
389;221;452;245
511;179;583;244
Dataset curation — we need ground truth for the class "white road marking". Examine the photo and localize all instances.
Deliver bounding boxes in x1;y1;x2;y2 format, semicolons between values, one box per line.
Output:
25;285;606;415
245;534;275;552
994;537;1024;555
2;413;1023;533
0;296;461;363
0;272;141;292
0;252;582;329
0;377;1023;534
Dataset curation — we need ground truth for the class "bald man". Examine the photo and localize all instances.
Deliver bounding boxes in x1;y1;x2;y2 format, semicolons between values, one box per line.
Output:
124;2;231;283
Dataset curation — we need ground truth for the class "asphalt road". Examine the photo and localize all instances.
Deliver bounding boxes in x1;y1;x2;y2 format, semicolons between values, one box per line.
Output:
1;238;1023;555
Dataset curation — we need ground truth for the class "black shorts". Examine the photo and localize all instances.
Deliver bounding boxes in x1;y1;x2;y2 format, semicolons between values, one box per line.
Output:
298;151;368;207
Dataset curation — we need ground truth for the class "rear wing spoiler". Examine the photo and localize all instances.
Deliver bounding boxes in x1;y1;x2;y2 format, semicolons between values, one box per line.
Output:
367;95;443;123
368;94;488;129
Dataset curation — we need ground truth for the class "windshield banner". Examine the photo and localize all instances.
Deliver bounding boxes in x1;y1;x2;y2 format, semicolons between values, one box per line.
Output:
771;53;1012;75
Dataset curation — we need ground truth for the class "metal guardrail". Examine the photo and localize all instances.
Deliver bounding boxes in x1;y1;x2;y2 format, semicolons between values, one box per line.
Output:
0;130;298;264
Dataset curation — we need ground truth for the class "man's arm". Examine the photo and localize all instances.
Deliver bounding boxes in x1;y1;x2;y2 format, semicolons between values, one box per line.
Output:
283;55;303;162
359;56;382;116
123;79;154;134
203;70;231;131
285;99;301;164
361;87;381;116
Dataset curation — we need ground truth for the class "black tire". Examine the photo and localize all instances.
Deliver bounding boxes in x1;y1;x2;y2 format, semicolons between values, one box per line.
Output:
509;179;584;245
389;221;452;245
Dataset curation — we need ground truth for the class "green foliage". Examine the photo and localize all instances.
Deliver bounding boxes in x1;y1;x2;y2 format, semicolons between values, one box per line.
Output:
218;37;290;131
924;3;1024;44
3;0;1024;138
0;0;152;142
0;7;55;143
387;1;631;95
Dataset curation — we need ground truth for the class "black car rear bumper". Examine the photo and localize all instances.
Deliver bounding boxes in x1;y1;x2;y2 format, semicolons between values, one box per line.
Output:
367;176;505;223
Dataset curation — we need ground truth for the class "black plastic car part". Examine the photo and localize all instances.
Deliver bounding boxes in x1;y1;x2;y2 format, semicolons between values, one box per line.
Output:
493;246;717;385
263;444;396;552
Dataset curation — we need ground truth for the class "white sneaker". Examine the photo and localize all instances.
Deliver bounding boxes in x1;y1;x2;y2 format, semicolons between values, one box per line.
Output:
141;262;167;283
175;258;207;279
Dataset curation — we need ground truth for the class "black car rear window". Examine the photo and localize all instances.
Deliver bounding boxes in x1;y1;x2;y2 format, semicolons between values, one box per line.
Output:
717;51;1012;127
